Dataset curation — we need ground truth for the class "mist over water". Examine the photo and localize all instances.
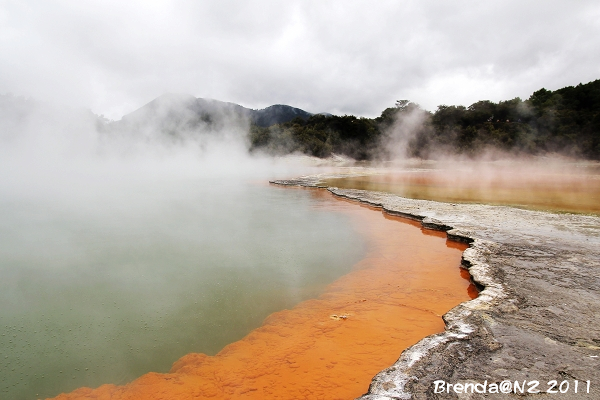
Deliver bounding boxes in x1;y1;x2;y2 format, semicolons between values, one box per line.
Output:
361;101;600;214
5;90;596;400
326;158;600;214
0;98;366;399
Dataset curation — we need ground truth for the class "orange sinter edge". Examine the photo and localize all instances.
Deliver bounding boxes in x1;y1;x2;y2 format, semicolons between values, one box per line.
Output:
51;188;475;400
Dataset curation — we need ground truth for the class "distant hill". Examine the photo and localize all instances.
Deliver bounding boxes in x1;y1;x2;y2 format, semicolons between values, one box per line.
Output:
251;104;312;127
111;93;313;137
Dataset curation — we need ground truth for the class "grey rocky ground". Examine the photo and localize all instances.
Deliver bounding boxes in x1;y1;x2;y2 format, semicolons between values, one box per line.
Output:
271;172;600;400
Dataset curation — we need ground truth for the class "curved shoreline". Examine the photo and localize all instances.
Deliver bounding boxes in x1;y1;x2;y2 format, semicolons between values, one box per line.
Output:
49;184;471;400
271;173;600;399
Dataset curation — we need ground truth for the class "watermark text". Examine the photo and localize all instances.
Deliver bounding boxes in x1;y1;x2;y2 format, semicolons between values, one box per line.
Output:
433;379;591;395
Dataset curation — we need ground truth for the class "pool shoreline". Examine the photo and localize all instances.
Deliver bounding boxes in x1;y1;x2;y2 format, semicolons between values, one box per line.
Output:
48;181;472;400
271;171;600;399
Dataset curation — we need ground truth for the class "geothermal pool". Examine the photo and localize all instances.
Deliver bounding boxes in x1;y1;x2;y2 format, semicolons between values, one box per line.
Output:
1;162;476;400
49;187;474;400
0;179;368;400
325;161;600;214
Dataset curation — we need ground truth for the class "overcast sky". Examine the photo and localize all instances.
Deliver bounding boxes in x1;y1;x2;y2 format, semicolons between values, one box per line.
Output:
1;0;599;119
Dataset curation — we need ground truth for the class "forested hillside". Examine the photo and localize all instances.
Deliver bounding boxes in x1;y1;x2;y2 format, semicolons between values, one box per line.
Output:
249;79;600;160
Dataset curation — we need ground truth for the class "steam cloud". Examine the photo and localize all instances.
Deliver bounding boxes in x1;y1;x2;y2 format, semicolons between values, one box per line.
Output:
0;94;316;211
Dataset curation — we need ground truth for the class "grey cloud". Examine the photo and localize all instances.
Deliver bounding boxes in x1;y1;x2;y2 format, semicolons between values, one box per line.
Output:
1;0;599;119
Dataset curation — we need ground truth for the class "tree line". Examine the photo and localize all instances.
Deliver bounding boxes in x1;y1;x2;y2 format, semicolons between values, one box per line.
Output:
248;79;600;160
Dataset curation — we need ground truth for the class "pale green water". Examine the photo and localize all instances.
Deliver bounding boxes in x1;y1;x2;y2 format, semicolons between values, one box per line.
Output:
0;178;366;400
